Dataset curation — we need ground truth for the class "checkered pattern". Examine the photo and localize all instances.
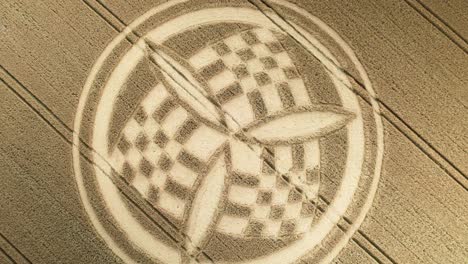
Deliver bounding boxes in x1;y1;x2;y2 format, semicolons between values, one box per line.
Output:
216;140;319;238
218;172;316;238
111;83;227;220
189;27;312;128
188;27;319;238
110;27;320;238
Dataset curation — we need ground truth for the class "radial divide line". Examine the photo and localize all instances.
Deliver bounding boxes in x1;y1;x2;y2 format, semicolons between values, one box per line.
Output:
83;1;393;263
0;73;214;264
250;0;467;188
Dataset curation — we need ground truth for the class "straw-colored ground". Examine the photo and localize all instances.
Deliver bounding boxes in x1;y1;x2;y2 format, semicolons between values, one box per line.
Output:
0;0;467;263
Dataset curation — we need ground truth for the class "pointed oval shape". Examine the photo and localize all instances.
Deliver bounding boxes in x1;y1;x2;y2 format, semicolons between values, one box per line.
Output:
245;106;355;145
185;152;227;254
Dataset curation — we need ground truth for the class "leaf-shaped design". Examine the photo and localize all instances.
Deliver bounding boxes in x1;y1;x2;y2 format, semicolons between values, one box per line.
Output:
185;152;227;254
244;105;355;145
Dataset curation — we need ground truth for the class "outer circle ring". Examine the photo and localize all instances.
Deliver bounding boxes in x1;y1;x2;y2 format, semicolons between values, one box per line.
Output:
73;1;384;263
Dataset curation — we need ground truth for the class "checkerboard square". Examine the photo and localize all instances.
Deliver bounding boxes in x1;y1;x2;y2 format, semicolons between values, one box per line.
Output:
254;72;272;86
212;42;231;56
232;64;250;79
126;147;142;168
169;162;198;188
132;176;151;196
189;47;219;69
224;34;249;52
260;56;278;69
222;52;244;68
269;205;286;220
284;202;302;219
266;41;284;53
153;130;169;148
112;149;125;172
300;201;316;217
216;82;243;104
122;162;135;183
288;189;303;203
264;221;282;236
150;169;167;188
228;185;258;205
253;205;271;219
199;59;226;80
157;153;173;171
259;174;276;188
147;185;160;205
134;106;148;126
135;132;149;151
183;125;227;163
258;83;283;113
296;217;313;233
288;79;311;106
139;157;154;178
164;140;183;160
239;76;258;93
158;192;185;219
122;119;142;141
272;188;290;205
218;215;249;234
245;220;265;237
257;190;273;204
241;30;260;45
236;48;256;61
251;44;271;58
117;136;131;155
254;28;277;43
283;66;300;79
164;178;189;200
152;98;177;123
279;220;296;236
207;70;237;94
268;67;287;83
245;58;264;75
141;83;169;113
142;116;159;137
161;107;188;136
